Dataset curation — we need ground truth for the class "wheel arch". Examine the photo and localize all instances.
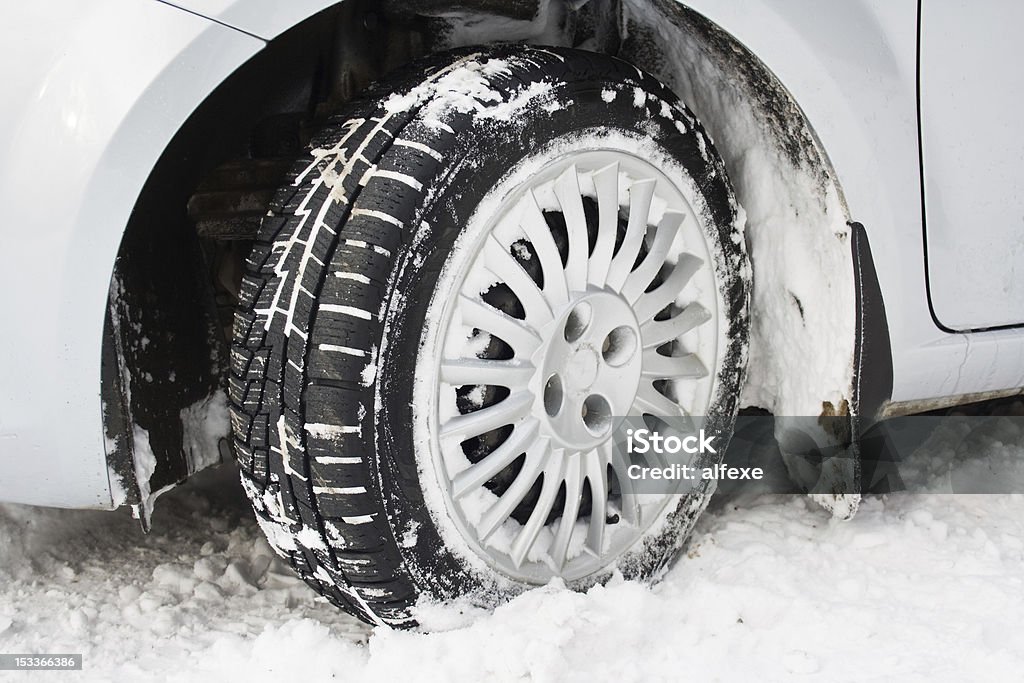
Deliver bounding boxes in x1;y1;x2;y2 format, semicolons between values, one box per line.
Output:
100;0;581;520
102;0;474;520
105;0;896;519
101;4;359;522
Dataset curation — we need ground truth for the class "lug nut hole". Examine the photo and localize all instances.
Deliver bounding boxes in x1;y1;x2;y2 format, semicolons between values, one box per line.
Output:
602;326;637;367
544;374;564;417
564;302;592;343
581;394;612;435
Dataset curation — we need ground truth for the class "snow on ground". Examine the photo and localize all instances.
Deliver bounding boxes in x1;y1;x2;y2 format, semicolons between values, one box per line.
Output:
2;408;1023;682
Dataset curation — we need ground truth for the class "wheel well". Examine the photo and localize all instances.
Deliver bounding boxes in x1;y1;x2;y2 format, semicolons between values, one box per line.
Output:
105;0;881;518
103;3;362;518
102;0;602;518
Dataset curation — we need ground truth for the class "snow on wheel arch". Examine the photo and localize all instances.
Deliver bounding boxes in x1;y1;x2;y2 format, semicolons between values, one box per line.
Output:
617;0;861;516
620;0;856;416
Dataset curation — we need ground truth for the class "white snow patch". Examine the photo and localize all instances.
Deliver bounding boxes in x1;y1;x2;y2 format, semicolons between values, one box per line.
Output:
342;515;376;525
510;241;533;261
360;363;378;387
344;239;391;257
382;54;561;130
319;304;373;320
294;525;328;552
333;271;371;283
369;169;424;191
462;385;487;409
478;81;555;121
254;514;297;555
400;520;420;549
394;138;444;161
129;425;158;525
351;208;405;227
312;486;367;496
541;98;569;114
317;343;366;357
107;466;128;508
180;390;230;475
315;456;362;465
304;423;360;439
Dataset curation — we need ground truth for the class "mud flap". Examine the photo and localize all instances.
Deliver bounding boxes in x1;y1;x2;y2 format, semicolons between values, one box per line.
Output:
774;222;891;519
102;213;230;528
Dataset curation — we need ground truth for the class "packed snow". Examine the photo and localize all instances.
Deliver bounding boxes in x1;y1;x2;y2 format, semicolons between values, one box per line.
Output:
620;0;857;420
2;404;1022;680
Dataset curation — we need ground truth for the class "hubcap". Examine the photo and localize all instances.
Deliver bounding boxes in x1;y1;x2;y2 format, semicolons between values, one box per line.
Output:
422;144;720;582
538;292;642;451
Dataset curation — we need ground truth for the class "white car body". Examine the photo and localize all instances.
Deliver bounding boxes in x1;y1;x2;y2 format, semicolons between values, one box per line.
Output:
0;0;1020;510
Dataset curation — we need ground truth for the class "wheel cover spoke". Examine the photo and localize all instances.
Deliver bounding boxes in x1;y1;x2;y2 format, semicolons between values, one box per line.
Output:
605;179;656;291
510;455;565;568
632;253;704;322
588;162;621;288
620;210;685;302
482;236;554;327
583;448;610;556
635;381;688;418
640;303;712;349
610;443;642;526
439;392;533;441
451;420;538;499
640;351;708;380
554;165;591;292
520;191;571;307
477;439;548;541
458;294;542;357
440;358;535;387
550;453;583;571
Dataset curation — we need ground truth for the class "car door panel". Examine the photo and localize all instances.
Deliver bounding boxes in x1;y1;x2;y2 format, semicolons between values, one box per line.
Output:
920;0;1024;330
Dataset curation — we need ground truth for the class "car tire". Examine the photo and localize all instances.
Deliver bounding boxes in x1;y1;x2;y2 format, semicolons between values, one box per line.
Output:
229;45;750;627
